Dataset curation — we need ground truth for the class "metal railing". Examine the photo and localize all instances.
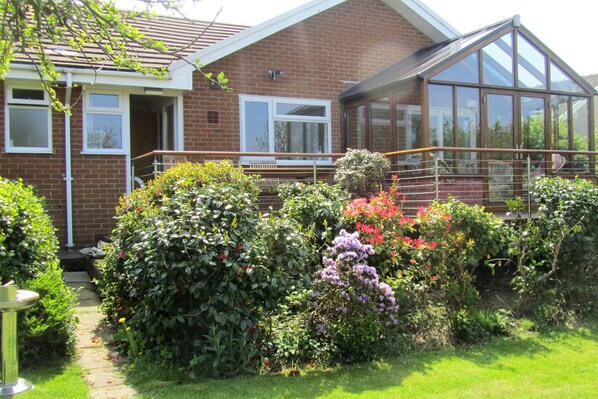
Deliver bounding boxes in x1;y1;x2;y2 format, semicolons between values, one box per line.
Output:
385;147;597;215
131;150;344;191
131;148;597;216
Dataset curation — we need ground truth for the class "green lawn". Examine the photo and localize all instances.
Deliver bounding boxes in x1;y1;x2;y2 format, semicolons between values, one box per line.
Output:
14;323;598;399
131;323;598;399
18;363;88;399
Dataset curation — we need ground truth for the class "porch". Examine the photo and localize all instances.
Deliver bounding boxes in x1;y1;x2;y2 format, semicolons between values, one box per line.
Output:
131;147;597;216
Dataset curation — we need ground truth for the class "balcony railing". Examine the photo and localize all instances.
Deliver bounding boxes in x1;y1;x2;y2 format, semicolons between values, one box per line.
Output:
131;148;597;216
385;147;597;215
131;150;344;190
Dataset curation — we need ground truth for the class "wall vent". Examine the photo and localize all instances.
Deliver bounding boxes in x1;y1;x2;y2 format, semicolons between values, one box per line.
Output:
207;111;219;124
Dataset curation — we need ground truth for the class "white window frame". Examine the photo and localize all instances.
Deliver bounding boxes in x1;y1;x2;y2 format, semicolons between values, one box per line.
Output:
5;84;52;153
82;91;129;154
239;95;332;165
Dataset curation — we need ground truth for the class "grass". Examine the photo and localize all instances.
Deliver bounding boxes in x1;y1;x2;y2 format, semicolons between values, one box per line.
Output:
12;322;598;399
18;362;88;399
127;322;598;399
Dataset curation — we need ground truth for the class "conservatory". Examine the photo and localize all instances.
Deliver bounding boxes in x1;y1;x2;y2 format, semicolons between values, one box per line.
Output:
340;16;596;212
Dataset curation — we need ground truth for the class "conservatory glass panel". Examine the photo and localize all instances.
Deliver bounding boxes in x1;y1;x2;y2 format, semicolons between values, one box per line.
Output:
571;97;589;172
431;53;479;84
517;34;547;89
551;62;584;93
371;98;391;153
482;33;514;87
347;105;366;149
428;85;453;160
456;87;480;173
551;95;570;151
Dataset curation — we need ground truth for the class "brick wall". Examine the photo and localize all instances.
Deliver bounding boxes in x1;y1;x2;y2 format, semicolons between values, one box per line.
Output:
0;0;435;246
183;0;434;153
0;82;124;246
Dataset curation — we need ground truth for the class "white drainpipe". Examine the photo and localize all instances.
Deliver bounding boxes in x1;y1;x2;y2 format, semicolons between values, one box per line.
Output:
64;72;74;249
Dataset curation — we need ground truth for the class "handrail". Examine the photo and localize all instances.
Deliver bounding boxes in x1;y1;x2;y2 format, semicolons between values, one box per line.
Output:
132;150;346;162
384;147;598;157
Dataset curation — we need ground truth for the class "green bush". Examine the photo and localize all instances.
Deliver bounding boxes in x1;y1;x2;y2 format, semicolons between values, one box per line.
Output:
507;177;598;320
334;149;390;196
101;162;318;378
277;182;349;248
0;177;77;365
262;290;333;370
430;198;505;271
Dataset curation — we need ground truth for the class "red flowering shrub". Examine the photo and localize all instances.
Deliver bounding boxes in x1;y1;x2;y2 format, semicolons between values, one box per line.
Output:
342;182;437;277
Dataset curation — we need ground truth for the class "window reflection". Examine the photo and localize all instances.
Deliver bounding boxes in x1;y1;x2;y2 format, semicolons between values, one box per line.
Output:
347;105;366;149
551;95;569;151
429;85;453;159
432;53;479;84
517;34;547;89
244;101;270;152
483;33;514;87
370;98;391;153
551;62;585;93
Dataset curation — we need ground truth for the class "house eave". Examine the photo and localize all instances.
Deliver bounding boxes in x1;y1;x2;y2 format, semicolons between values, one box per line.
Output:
170;0;460;73
382;0;459;42
6;63;193;91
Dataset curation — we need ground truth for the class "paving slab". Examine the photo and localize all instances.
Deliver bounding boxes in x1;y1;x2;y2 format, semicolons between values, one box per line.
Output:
64;271;140;399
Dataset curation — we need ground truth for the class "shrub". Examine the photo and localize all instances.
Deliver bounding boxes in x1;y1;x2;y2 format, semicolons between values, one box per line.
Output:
451;309;514;344
277;182;349;248
103;162;332;377
429;198;505;271
308;230;399;363
507;177;598;320
262;290;333;370
100;162;274;377
0;177;77;365
334;149;390;196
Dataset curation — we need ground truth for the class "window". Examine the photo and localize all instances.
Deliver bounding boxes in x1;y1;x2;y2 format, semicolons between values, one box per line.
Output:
84;92;126;153
5;85;52;153
240;96;331;163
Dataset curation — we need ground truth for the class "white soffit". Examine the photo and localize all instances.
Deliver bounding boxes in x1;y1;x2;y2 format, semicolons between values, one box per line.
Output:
383;0;460;42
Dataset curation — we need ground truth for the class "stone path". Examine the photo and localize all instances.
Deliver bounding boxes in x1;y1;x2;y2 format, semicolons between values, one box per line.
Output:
64;271;139;399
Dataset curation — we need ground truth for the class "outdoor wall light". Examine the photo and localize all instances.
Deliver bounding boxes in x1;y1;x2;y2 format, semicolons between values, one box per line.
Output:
267;69;284;80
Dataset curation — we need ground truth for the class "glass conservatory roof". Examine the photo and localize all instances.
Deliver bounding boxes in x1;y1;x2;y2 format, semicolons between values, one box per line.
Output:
340;17;596;102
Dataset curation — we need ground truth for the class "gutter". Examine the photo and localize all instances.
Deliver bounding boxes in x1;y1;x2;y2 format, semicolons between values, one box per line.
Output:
64;72;74;249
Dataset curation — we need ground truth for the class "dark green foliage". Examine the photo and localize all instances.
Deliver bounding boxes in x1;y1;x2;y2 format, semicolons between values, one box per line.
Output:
277;182;349;248
0;177;77;364
507;177;598;321
100;162;318;378
451;309;514;344
262;290;333;369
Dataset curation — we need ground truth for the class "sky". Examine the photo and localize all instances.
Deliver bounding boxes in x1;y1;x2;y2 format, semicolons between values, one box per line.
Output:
168;0;598;76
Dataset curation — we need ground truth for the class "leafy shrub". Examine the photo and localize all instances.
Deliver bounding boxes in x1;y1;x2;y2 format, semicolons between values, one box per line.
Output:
430;198;505;271
248;213;319;302
308;230;399;363
342;184;431;277
451;309;514;344
334;149;390;196
262;290;333;370
0;177;77;365
100;162;279;378
507;177;598;320
278;182;349;248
